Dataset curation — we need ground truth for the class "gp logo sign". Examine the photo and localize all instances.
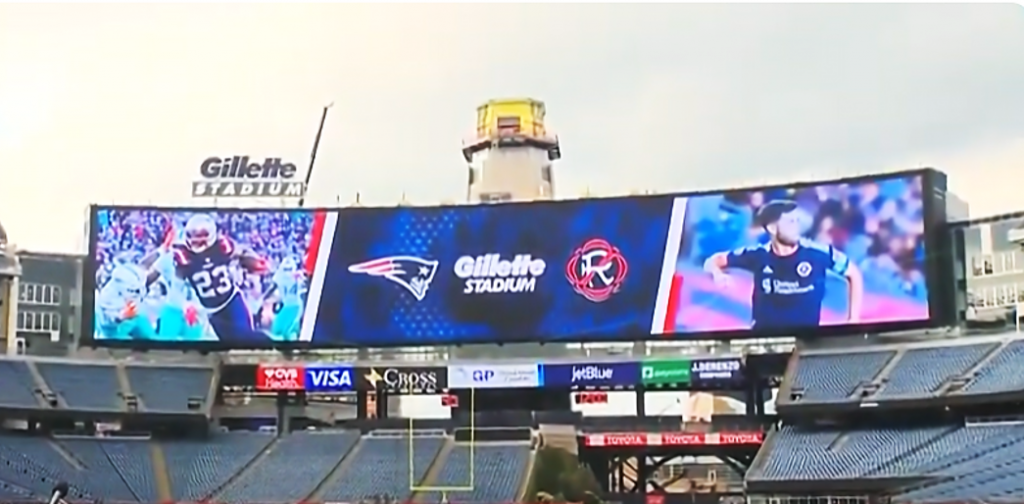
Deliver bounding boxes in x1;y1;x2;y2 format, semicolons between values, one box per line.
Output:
255;364;306;391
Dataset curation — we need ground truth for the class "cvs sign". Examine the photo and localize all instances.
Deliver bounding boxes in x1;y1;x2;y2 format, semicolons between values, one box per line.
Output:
256;365;306;391
305;365;355;392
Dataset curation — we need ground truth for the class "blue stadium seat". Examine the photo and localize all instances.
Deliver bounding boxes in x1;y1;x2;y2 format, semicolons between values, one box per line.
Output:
126;366;213;412
879;343;994;398
319;434;445;501
0;434;91;500
960;340;1024;395
752;425;949;480
162;432;273;501
895;425;1024;501
791;351;894;401
218;431;360;504
753;421;1024;503
0;360;41;407
36;363;122;410
880;424;1024;477
97;439;160;503
59;438;144;502
422;443;531;503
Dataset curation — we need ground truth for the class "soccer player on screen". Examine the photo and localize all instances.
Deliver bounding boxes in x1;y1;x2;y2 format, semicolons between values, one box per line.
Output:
169;214;270;345
703;200;863;329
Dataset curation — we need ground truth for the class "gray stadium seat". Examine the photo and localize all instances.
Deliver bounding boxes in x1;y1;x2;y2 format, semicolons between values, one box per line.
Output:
0;360;41;408
791;351;894;401
162;432;273;501
319;433;445;501
422;443;531;503
36;362;122;410
126;365;214;412
218;430;360;504
878;344;994;397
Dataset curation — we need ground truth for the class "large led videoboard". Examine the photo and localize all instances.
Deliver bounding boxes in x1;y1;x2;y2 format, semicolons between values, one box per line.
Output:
87;207;323;345
84;169;942;349
663;172;933;334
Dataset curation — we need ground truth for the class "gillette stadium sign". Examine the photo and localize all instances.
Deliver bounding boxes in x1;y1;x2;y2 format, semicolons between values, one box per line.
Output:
191;156;307;198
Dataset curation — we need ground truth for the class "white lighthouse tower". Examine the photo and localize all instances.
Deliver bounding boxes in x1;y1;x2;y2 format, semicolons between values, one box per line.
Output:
463;98;561;203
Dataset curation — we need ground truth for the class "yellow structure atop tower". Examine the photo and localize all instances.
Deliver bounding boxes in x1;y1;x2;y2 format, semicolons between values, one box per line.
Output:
463;98;561;204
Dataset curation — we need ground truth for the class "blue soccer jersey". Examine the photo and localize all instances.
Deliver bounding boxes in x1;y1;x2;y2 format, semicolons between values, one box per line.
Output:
725;238;850;329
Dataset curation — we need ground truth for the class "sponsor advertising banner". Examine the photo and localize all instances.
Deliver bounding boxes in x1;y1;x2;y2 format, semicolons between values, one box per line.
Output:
255;364;306;391
255;364;355;392
304;365;356;392
641;360;692;386
583;431;763;447
689;358;743;385
356;366;447;392
447;364;544;389
542;362;639;388
86;172;935;349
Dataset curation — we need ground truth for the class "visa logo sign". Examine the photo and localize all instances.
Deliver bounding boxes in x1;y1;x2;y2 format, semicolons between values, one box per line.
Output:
305;366;354;391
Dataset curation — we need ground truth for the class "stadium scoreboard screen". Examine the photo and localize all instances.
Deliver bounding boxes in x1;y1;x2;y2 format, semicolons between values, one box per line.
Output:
83;168;950;349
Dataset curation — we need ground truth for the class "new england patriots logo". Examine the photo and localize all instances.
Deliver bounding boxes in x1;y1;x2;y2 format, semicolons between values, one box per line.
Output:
348;256;439;301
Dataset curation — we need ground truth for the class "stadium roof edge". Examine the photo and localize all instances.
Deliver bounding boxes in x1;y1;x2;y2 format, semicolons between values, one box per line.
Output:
1;351;763;368
798;330;1023;357
947;208;1024;227
0;353;215;369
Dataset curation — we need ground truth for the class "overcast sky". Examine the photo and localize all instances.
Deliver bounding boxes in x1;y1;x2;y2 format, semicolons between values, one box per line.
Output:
1;3;1022;253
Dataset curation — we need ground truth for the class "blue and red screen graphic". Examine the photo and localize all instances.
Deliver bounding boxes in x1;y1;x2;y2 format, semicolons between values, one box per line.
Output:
87;172;933;347
316;199;670;345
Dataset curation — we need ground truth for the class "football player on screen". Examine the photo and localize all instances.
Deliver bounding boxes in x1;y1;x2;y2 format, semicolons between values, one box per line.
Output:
95;260;158;340
703;200;863;330
169;214;271;345
150;229;204;341
263;257;306;341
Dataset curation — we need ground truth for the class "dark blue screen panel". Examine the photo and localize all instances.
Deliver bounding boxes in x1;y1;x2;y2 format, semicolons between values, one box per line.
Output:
314;197;676;345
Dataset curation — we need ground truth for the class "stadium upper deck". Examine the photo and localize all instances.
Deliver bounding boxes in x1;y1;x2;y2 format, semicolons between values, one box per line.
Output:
780;331;1024;410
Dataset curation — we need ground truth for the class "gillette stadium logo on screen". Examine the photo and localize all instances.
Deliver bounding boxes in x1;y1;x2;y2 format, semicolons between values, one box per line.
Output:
349;252;546;300
191;156;307;198
454;253;546;294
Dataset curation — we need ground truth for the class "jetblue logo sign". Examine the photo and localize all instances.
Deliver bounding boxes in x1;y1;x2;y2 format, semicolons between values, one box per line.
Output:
543;362;639;387
573;365;613;382
304;366;355;391
192;156;307;198
448;364;543;389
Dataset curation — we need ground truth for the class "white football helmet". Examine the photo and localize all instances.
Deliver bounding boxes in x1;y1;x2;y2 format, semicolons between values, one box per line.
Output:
110;264;146;301
280;257;298;273
184;214;218;252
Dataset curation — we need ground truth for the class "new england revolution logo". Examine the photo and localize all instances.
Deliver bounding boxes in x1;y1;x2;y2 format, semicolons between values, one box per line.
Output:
348;256;439;301
565;239;628;302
